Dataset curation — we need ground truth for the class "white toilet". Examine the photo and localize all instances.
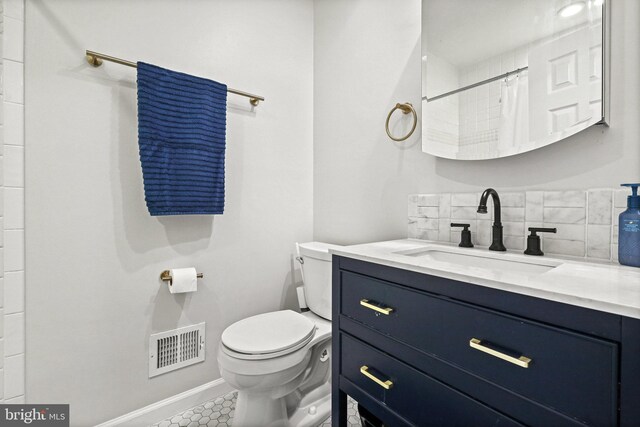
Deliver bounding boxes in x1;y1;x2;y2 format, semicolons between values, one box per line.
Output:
217;242;341;427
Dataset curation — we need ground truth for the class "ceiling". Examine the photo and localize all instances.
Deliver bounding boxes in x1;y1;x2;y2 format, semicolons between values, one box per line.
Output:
423;0;602;68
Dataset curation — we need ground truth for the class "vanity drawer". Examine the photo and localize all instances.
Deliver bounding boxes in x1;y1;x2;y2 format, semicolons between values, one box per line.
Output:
340;271;619;426
340;333;524;427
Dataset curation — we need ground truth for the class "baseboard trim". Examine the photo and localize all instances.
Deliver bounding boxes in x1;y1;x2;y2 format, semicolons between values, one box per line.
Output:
96;378;233;427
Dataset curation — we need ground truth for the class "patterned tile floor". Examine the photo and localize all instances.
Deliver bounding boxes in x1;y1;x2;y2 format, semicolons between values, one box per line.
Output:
153;391;362;427
319;396;362;427
153;392;236;427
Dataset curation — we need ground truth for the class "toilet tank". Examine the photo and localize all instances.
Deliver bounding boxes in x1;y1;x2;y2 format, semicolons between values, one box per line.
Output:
297;242;343;321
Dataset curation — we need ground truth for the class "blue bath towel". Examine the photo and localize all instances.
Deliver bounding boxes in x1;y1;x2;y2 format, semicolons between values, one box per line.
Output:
137;62;227;216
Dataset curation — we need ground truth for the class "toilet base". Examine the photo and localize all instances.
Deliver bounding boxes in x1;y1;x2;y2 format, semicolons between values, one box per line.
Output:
232;380;331;427
287;382;331;427
229;339;332;427
234;391;289;427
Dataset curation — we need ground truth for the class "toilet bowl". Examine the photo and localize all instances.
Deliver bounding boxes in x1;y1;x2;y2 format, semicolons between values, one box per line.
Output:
217;242;341;427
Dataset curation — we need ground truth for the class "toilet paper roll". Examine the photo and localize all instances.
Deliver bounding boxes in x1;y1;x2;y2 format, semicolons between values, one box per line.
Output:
168;268;198;294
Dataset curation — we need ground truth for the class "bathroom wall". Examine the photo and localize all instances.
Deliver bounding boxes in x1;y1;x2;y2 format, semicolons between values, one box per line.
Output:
313;0;425;244
1;0;26;404
313;0;640;245
25;0;314;424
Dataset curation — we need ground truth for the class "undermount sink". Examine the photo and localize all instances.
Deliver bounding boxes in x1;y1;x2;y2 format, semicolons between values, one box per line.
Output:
397;248;560;275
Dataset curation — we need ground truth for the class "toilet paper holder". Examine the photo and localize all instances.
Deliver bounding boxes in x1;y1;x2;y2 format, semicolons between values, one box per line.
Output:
160;270;204;285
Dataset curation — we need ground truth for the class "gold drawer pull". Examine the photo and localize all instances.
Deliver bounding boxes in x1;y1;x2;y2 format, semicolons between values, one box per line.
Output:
360;365;394;389
360;299;394;315
469;338;531;368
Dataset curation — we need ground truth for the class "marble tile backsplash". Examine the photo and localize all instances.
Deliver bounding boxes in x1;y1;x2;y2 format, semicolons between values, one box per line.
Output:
408;188;631;262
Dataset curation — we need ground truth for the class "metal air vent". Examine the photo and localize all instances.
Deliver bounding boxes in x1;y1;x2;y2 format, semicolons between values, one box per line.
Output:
149;323;205;377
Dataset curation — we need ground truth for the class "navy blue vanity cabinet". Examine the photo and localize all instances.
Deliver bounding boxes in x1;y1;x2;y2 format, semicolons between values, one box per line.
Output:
331;255;640;427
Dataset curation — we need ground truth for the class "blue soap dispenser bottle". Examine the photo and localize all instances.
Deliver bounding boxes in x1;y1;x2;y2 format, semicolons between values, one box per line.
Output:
619;183;640;267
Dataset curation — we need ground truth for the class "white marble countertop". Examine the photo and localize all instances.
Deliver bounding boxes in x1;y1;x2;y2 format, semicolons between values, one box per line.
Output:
330;239;640;319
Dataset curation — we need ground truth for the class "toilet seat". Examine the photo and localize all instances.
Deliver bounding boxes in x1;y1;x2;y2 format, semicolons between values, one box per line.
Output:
221;310;316;360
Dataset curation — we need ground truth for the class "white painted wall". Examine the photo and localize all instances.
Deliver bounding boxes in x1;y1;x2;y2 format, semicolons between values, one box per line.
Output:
313;0;640;245
313;0;425;244
25;0;313;424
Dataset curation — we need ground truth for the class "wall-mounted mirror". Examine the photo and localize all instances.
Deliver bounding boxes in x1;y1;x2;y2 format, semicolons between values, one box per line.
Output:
421;0;609;160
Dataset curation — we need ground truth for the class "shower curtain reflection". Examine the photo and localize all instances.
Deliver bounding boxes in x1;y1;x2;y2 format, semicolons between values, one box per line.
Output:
497;71;529;157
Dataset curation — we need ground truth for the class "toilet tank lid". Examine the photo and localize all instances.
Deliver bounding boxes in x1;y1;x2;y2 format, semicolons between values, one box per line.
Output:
297;241;343;261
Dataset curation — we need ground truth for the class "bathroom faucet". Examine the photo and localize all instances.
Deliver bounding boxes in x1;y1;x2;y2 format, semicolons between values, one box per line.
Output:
477;188;507;251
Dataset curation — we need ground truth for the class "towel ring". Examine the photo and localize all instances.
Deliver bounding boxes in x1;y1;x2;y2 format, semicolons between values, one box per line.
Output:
385;102;417;142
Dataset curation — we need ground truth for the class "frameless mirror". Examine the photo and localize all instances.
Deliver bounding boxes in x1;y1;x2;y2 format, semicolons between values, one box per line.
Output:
421;0;609;160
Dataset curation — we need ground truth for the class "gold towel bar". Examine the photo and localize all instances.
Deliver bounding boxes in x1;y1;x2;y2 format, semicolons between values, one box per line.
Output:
160;270;204;285
85;50;265;106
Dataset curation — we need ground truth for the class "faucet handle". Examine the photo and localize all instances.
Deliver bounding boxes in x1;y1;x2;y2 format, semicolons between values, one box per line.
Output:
451;223;471;230
528;227;557;236
524;227;557;256
451;223;474;248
